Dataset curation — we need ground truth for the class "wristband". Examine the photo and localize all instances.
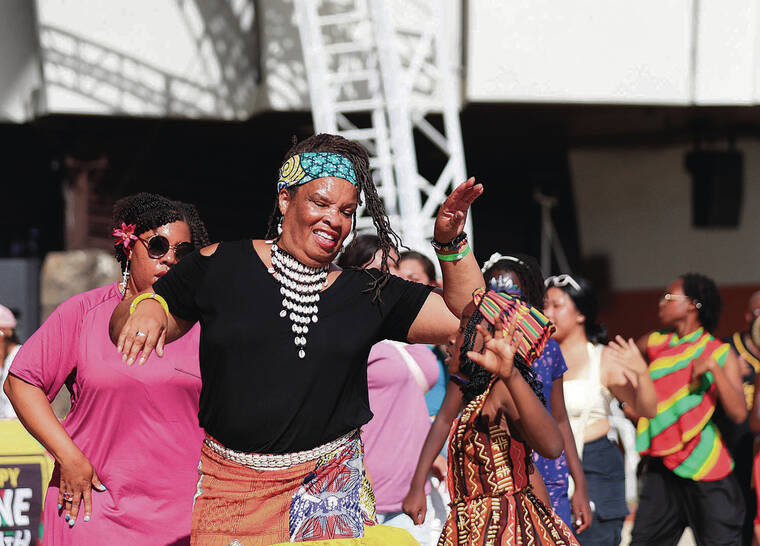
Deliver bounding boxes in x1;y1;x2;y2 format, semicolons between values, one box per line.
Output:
431;232;467;252
436;244;471;262
129;293;170;318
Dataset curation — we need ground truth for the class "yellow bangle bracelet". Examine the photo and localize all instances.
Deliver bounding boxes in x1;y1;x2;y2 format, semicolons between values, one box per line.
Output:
129;293;170;318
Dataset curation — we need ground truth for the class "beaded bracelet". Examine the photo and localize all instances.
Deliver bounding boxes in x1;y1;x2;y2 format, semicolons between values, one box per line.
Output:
436;244;471;262
431;232;468;253
129;292;170;318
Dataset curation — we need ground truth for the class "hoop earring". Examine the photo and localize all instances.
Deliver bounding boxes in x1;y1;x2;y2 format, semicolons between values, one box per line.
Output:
277;218;283;235
119;261;131;297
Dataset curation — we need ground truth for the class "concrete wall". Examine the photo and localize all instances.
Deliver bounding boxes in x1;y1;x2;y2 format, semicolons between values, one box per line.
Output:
569;139;759;291
467;0;760;105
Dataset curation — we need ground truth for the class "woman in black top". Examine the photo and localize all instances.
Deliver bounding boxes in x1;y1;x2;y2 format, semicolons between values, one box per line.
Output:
109;133;484;544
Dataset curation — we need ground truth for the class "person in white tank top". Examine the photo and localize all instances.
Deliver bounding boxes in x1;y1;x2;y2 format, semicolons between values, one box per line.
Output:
544;275;657;546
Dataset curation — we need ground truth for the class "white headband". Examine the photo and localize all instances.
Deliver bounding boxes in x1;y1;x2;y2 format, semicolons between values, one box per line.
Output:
481;252;524;273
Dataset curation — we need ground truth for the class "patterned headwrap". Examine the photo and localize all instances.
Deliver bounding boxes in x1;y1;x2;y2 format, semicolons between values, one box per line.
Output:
278;152;358;192
472;287;556;365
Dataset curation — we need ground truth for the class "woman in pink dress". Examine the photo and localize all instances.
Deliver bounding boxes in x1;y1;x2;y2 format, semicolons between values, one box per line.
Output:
4;193;209;545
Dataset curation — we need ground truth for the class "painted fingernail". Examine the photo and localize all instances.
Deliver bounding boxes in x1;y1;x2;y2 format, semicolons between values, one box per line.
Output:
122;354;127;361
65;514;70;521
58;503;62;509
95;484;107;491
69;519;75;527
84;515;90;522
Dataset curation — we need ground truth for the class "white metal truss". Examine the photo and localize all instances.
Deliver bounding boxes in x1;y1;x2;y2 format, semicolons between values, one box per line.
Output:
175;0;259;117
294;0;469;257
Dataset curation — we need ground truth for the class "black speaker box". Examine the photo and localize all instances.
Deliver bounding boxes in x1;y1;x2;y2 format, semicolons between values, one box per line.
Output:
685;150;743;227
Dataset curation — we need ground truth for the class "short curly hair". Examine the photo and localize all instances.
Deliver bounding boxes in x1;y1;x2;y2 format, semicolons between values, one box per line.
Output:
112;193;210;268
681;272;722;333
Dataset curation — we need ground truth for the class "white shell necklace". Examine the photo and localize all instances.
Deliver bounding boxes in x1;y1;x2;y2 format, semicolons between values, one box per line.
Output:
268;241;329;359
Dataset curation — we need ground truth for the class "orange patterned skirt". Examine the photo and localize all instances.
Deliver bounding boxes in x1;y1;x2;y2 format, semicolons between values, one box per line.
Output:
191;433;378;545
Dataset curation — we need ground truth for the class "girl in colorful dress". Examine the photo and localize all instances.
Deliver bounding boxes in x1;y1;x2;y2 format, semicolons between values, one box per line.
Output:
481;253;592;532
631;273;747;545
403;255;594;536
438;288;577;545
4;193;209;544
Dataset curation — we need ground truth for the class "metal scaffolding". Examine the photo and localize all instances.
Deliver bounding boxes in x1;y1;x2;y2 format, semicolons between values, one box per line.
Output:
293;0;469;255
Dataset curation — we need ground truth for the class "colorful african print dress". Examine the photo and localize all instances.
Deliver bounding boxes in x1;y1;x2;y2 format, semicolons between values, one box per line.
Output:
636;328;733;480
439;379;578;546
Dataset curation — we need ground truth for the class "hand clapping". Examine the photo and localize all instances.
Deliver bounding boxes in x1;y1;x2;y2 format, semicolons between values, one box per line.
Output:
466;314;522;380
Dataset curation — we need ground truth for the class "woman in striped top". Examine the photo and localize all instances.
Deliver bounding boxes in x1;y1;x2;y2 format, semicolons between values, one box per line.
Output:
631;273;747;546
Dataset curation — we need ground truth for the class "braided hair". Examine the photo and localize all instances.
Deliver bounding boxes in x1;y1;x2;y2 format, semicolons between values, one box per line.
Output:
457;303;546;406
266;134;401;301
681;272;722;334
112;193;210;268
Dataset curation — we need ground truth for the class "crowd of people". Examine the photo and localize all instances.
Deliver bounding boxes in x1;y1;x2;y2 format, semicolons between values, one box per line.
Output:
0;132;758;545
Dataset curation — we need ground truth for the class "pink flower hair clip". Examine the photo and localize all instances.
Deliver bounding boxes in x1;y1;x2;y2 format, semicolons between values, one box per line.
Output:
113;222;138;250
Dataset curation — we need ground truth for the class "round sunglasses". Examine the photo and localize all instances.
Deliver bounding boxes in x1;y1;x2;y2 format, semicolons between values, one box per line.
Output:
138;235;194;260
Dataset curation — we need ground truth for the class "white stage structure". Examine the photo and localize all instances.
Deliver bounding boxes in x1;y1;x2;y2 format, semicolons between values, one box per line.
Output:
293;0;469;256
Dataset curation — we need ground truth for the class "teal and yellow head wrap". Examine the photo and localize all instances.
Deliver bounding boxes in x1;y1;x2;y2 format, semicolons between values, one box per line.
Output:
278;152;358;192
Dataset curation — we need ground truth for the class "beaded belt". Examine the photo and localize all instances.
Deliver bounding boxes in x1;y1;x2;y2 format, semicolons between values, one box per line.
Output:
203;430;357;471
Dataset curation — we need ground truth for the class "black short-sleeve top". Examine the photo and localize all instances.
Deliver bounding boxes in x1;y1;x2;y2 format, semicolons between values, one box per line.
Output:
153;239;434;453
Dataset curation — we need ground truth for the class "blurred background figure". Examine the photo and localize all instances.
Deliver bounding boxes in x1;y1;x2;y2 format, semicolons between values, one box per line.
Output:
544;275;657;546
632;273;746;546
718;289;760;545
339;236;441;544
0;304;20;419
396;249;450;544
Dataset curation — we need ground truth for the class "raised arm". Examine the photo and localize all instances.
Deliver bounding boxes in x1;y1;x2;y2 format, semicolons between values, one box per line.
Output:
432;177;485;317
467;324;563;458
407;178;485;344
604;336;658;419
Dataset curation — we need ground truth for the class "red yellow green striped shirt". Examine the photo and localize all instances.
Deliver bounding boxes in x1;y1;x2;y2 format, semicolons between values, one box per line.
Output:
636;328;733;481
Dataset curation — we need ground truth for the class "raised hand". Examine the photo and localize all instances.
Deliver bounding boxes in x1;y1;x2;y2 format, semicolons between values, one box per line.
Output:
466;316;520;381
434;177;484;244
116;298;168;365
607;335;648;377
58;450;106;527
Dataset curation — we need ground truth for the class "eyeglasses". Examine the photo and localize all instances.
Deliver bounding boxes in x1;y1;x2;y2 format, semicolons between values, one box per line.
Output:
138;235;194;260
660;292;702;309
545;274;581;292
660;293;689;303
